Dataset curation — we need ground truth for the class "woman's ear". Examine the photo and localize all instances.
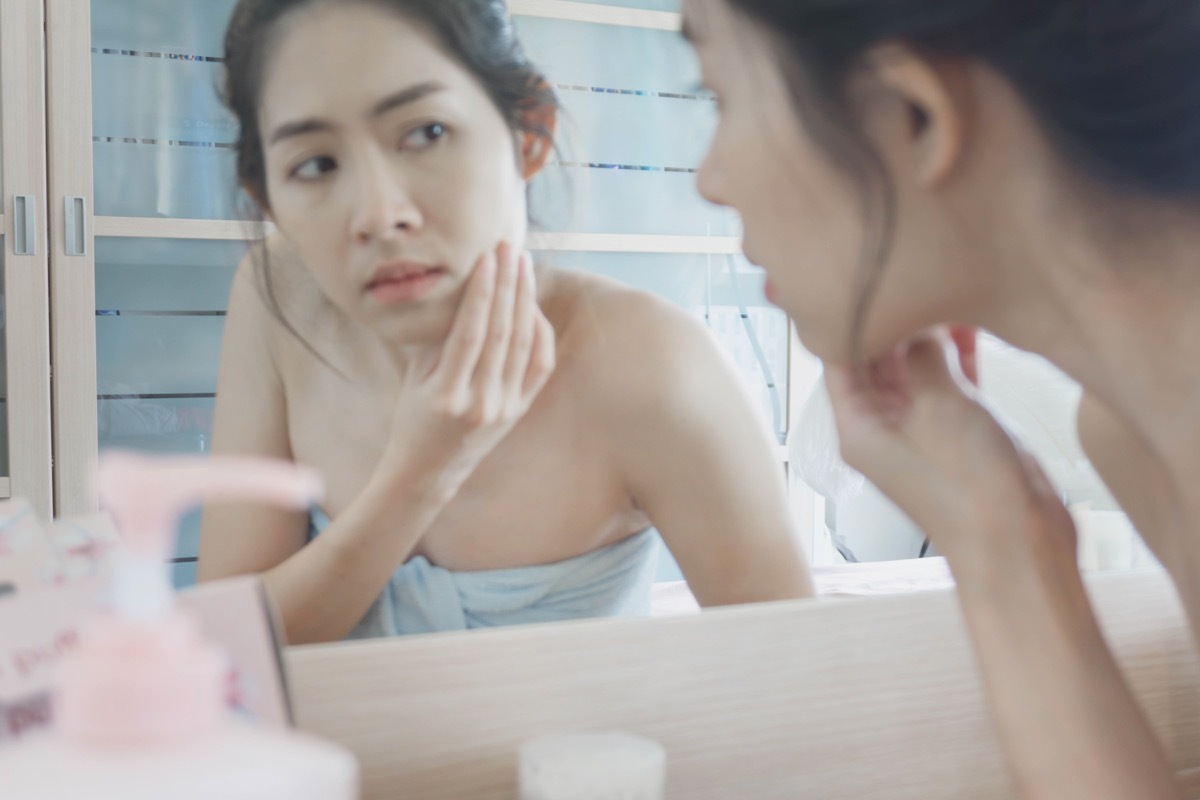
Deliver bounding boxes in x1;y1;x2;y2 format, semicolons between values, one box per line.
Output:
863;44;969;187
519;100;558;180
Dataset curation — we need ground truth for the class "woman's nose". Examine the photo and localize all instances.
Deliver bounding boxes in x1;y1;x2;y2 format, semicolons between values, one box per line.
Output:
349;155;423;245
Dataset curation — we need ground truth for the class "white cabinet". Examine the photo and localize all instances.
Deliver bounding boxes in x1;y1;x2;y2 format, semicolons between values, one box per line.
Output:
0;0;54;517
3;1;803;564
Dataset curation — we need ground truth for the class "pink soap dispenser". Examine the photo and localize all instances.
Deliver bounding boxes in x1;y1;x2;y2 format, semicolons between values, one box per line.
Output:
0;451;359;800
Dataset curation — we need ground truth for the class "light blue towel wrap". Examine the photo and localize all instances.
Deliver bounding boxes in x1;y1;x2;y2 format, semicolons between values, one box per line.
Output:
309;510;659;638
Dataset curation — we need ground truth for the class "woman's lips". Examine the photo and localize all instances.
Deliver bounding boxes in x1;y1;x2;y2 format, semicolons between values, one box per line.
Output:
367;268;445;305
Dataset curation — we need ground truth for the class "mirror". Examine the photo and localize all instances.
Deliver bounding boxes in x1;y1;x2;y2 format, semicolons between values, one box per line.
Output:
84;0;1146;649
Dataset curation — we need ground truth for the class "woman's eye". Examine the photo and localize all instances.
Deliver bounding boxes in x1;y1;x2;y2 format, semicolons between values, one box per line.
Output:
291;155;337;180
402;122;447;149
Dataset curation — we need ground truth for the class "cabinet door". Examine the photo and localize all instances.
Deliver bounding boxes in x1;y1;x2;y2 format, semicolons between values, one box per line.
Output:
48;0;249;526
1;0;54;518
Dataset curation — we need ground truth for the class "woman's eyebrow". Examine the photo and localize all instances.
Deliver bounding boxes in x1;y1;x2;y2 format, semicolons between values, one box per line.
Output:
369;81;446;119
268;81;446;145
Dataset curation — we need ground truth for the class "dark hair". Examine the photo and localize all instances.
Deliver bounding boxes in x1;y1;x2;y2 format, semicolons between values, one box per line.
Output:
224;0;557;208
719;0;1200;354
221;0;557;355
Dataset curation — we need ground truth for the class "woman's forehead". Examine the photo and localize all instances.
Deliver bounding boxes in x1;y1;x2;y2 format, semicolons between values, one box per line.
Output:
257;4;476;126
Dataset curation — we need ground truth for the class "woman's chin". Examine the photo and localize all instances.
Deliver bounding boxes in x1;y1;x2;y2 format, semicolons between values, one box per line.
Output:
790;320;864;367
368;303;456;349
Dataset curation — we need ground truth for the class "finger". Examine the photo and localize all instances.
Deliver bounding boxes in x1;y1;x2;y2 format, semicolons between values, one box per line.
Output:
522;309;556;398
829;345;974;479
502;252;538;406
825;363;902;445
897;336;980;437
948;325;979;386
904;334;992;421
904;335;959;391
904;333;992;415
826;363;937;490
822;346;912;432
866;346;912;425
472;242;520;394
433;251;496;392
828;362;967;530
904;336;1030;483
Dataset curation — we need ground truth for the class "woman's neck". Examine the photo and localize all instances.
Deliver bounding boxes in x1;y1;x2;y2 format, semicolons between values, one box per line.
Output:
977;202;1200;471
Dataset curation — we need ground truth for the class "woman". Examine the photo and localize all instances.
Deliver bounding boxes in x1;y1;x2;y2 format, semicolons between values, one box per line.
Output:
683;0;1200;796
197;0;813;644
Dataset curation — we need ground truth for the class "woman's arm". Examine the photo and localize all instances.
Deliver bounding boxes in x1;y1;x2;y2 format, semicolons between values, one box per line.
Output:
958;547;1182;800
590;294;814;605
201;244;555;644
197;255;311;583
198;255;445;644
826;332;1184;800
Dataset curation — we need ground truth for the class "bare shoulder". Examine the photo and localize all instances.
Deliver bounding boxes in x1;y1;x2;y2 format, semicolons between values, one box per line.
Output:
539;267;736;419
240;234;334;336
234;234;361;370
224;239;283;364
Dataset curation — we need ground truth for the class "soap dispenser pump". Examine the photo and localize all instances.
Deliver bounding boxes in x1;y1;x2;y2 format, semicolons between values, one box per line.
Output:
0;451;359;800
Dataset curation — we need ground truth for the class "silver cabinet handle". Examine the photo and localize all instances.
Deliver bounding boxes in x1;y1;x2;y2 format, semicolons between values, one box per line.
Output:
13;195;36;256
65;196;87;256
